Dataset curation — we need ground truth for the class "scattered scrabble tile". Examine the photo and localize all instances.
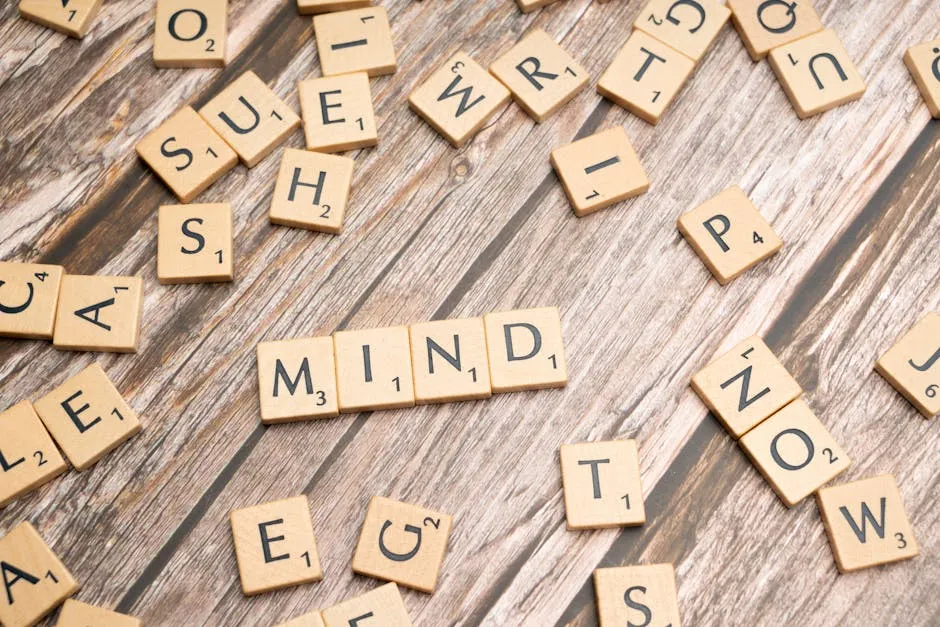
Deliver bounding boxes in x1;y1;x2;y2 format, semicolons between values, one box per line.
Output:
0;401;67;509
32;363;141;471
483;307;567;393
314;6;397;77
269;148;354;234
256;336;339;424
904;40;940;119
634;0;731;62
52;275;143;353
739;399;850;507
56;599;141;627
153;0;227;68
768;29;866;119
560;440;646;529
516;0;561;13
298;73;378;153
727;0;824;61
489;28;589;122
677;185;783;284
408;51;511;148
333;327;415;412
597;30;696;125
136;106;238;203
199;71;301;168
594;563;681;627
18;0;102;38
352;496;453;593
276;610;325;627
157;203;234;284
0;262;63;339
320;583;411;627
408;317;492;404
0;522;78;627
817;474;919;572
875;312;939;418
691;335;801;438
230;495;323;596
299;0;370;15
550;126;649;216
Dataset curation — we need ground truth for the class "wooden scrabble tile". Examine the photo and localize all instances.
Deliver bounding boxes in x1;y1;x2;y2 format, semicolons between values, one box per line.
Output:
634;0;731;62
157;203;234;284
57;600;141;627
597;30;696;125
270;148;354;234
594;563;681;627
0;401;67;509
691;335;801;438
314;7;396;78
816;475;919;573
727;0;824;61
560;440;645;529
550;126;649;216
483;307;567;393
408;318;492;404
677;185;783;284
0;262;63;339
136;106;238;203
320;583;411;627
875;312;939;418
299;0;370;15
905;40;940;119
153;0;227;68
52;275;143;353
351;496;453;593
32;363;141;471
256;336;339;424
489;29;589;122
230;495;323;595
516;0;561;13
0;522;78;627
739;399;850;507
298;73;378;153
276;610;325;627
408;52;511;148
768;29;866;119
19;0;102;38
333;327;415;412
199;71;301;168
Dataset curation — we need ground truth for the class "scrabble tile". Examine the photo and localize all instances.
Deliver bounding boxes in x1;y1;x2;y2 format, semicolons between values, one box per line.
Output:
408;52;511;148
597;30;696;125
483;307;567;393
691;335;801;438
550;126;649;217
270;148;354;234
739;399;850;507
817;475;919;573
677;185;783;284
320;583;411;627
489;29;589;122
157;203;234;284
0;401;67;509
594;563;681;627
56;599;141;627
516;0;561;13
905;41;940;120
333;327;415;412
199;71;301;168
727;0;824;61
0;262;63;339
0;522;78;627
560;440;646;530
230;495;323;596
298;73;378;153
298;0;370;15
153;0;227;68
314;7;397;78
19;0;102;38
256;336;339;424
351;496;453;593
52;275;143;353
408;317;492;404
634;0;731;62
32;363;141;471
768;29;866;119
875;312;939;418
276;610;325;627
136;107;237;203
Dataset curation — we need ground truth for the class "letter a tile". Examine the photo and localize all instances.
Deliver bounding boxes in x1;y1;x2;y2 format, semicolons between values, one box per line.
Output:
409;317;492;404
634;0;731;62
560;440;646;529
299;73;378;153
52;275;143;353
875;312;939;418
333;327;415;412
57;600;141;627
0;401;67;509
727;0;823;61
905;40;940;118
153;0;227;68
19;0;102;38
157;203;234;284
0;262;63;339
270;148;354;234
594;563;681;627
314;6;397;77
483;307;567;392
321;583;411;627
256;336;339;424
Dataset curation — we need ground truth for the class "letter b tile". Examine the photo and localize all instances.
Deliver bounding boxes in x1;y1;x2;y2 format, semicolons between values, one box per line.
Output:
594;563;681;627
483;307;568;392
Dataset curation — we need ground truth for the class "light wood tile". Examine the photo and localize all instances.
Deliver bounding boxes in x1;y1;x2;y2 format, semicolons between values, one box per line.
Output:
298;0;370;15
875;312;939;418
52;275;143;353
314;7;397;77
269;148;354;234
516;0;562;13
320;583;411;627
0;262;63;339
298;73;378;153
56;599;141;627
409;317;492;404
153;0;227;68
275;610;325;627
334;327;415;412
19;0;102;38
157;203;234;284
483;307;568;392
256;336;339;424
0;401;67;509
634;0;731;62
905;40;940;118
727;0;823;60
560;440;646;529
594;563;681;627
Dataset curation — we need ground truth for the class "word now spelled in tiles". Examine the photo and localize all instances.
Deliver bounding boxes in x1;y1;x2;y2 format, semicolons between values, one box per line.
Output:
875;312;939;418
484;307;567;392
561;440;646;529
0;262;63;339
334;327;415;412
314;6;397;77
257;336;339;424
276;610;325;627
56;599;141;627
53;275;143;353
594;563;681;627
158;203;233;284
270;148;354;234
409;317;492;404
320;583;412;627
153;0;227;68
727;0;823;61
634;0;731;62
0;401;67;509
298;0;370;15
905;40;940;118
299;73;378;153
19;0;102;38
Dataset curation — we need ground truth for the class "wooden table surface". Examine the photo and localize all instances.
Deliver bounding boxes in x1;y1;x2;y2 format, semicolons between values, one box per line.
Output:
1;0;938;625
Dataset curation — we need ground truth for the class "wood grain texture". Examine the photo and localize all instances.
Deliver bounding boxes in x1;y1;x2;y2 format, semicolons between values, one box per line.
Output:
0;1;937;626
